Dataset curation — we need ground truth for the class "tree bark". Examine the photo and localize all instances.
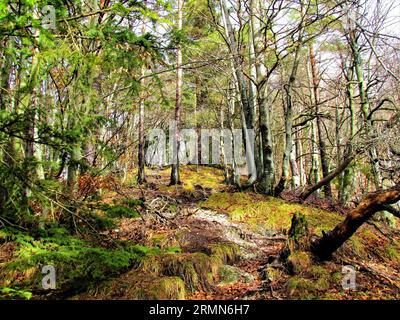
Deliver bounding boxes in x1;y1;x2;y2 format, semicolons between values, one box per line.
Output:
170;0;184;186
308;44;332;198
250;0;274;195
274;0;306;196
306;57;320;186
0;39;11;211
137;2;147;185
220;0;256;185
348;25;382;190
275;45;303;195
290;137;301;189
340;65;356;203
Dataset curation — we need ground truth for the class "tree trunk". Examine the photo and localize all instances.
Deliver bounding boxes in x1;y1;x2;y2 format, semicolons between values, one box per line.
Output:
137;5;147;185
275;20;304;195
249;0;274;195
290;137;301;189
220;0;256;185
306;58;320;186
348;27;381;190
311;186;400;260
310;119;320;185
308;44;332;198
170;0;184;186
295;129;306;187
340;65;356;203
248;17;262;181
0;39;11;211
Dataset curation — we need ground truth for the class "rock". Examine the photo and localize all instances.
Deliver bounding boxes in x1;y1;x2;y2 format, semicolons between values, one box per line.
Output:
218;265;255;284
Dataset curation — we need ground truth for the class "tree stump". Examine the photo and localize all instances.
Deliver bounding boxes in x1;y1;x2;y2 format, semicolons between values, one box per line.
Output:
278;213;311;274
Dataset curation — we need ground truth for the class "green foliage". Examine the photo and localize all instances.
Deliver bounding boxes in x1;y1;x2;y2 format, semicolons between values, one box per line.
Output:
0;286;32;300
122;198;144;208
105;205;140;219
86;213;116;230
0;228;159;295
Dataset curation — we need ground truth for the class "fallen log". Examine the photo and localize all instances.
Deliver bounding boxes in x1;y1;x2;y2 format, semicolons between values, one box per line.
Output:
300;154;355;201
310;185;400;260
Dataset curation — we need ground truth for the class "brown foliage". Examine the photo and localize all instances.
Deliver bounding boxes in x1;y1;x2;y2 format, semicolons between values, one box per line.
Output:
77;174;118;197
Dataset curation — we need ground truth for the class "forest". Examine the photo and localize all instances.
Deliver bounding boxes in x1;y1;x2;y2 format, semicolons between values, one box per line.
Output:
0;0;399;301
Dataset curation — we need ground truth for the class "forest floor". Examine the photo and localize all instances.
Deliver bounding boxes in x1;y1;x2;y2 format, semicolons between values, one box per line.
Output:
1;165;400;300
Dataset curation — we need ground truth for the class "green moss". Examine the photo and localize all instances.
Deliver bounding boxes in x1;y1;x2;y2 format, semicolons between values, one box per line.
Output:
218;265;254;285
179;166;223;190
161;252;215;291
288;213;309;246
315;277;330;291
153;165;224;191
309;265;326;277
331;272;342;283
139;250;223;292
348;236;367;258
209;243;238;265
219;265;240;284
105;205;140;219
287;276;316;295
286;262;337;299
149;277;186;300
201;193;341;234
137;243;238;292
361;228;380;242
288;251;311;274
385;245;400;263
0;230;162;295
122;198;144;208
287;273;332;299
90;272;186;300
262;266;282;282
139;255;162;275
150;233;167;247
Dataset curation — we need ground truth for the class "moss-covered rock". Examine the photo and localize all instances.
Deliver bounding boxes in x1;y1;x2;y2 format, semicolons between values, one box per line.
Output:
218;265;254;284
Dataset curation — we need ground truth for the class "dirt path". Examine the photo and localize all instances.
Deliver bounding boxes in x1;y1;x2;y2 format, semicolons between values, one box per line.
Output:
95;190;288;300
175;206;287;300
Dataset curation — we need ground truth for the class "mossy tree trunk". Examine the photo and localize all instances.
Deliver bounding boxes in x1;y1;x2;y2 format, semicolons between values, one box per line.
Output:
347;11;381;190
279;213;310;263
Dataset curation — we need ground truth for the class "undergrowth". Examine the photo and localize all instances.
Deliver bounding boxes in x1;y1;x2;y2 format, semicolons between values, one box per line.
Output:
0;227;178;300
